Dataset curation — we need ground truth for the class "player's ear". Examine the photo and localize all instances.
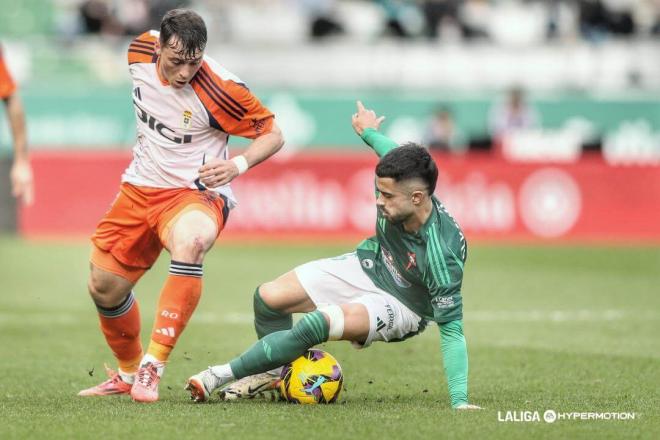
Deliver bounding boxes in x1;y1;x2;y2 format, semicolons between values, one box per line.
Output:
155;39;161;55
411;190;424;205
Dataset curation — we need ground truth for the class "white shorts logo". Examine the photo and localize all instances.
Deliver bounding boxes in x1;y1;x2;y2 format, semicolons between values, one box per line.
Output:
519;168;581;238
361;258;374;269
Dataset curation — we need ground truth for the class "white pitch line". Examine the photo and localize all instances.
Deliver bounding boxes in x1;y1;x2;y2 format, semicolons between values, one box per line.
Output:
0;309;657;327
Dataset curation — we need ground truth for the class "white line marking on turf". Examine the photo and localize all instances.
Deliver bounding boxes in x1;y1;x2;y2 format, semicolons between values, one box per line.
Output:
468;309;657;322
0;310;658;327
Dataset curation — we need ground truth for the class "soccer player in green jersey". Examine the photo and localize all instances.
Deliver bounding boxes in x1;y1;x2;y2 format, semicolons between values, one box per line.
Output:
186;101;480;409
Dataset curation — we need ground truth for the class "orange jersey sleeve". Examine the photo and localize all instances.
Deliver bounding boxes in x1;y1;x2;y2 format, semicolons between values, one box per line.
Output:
191;62;274;139
0;46;17;99
127;31;158;65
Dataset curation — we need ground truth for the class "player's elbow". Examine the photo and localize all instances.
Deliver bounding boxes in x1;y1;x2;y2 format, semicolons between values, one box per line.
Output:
270;123;285;153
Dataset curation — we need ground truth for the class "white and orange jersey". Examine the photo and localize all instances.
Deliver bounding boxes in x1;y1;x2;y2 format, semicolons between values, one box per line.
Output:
121;31;274;207
0;44;17;99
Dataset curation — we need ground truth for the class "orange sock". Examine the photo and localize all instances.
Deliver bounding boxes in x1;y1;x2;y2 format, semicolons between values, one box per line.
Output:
146;261;203;363
97;292;143;374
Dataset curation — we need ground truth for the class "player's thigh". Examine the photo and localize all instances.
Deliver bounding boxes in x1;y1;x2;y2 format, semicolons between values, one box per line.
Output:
336;302;371;342
88;262;135;307
259;270;316;314
165;208;218;264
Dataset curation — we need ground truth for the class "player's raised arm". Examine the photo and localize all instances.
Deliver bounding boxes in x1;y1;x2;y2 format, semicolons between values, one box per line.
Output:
351;100;398;157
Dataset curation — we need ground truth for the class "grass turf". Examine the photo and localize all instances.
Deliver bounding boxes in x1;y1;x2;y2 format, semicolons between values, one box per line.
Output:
0;237;658;439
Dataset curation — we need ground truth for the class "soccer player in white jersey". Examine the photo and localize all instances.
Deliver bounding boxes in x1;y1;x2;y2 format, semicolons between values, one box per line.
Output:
78;9;284;403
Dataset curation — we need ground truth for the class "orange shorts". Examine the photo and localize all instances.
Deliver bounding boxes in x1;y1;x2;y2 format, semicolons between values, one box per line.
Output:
90;183;229;283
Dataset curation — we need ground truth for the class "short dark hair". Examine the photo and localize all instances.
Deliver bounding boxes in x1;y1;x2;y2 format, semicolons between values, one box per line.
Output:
375;143;438;195
160;9;207;58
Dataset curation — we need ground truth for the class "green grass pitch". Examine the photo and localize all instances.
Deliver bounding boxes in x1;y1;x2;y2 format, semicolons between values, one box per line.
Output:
0;237;658;439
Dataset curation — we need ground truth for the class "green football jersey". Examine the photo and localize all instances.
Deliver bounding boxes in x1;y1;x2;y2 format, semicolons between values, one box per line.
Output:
356;197;466;323
355;128;467;323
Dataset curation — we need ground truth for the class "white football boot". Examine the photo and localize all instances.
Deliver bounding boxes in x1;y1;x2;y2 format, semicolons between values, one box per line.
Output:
185;367;231;403
218;369;282;401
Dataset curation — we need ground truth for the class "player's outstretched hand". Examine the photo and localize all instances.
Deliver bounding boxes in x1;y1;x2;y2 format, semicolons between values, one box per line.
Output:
455;403;483;410
10;158;34;206
351;100;386;136
198;158;240;188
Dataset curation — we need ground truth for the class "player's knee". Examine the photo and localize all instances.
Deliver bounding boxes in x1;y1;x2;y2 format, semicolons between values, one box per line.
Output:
87;272;124;307
257;281;287;311
170;233;212;263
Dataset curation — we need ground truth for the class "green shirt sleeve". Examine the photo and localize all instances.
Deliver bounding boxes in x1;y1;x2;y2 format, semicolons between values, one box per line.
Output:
439;320;469;408
360;127;399;157
425;231;464;323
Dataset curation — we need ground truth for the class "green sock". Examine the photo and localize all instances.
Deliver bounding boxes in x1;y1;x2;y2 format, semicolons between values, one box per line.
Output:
253;287;293;339
230;311;329;379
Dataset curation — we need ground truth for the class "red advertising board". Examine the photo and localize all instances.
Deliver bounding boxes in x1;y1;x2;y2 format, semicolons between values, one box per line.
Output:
19;150;660;242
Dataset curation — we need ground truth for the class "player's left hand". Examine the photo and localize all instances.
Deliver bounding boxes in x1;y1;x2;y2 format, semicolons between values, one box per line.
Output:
198;159;239;188
455;403;482;410
351;100;386;136
10;158;34;206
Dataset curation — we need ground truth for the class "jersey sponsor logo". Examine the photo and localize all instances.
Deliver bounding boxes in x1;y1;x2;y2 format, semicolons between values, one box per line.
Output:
432;296;454;309
182;110;193;130
133;99;193;144
381;247;411;288
384;304;395;330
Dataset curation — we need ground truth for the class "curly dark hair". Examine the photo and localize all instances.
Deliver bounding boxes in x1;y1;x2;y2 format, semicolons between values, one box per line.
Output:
375;143;438;195
160;9;207;58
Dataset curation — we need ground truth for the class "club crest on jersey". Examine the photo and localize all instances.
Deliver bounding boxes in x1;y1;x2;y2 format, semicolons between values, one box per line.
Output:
182;110;193;130
406;252;417;270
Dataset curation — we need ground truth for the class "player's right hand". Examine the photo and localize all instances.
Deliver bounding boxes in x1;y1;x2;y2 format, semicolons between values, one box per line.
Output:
351;100;385;136
455;403;482;410
10;158;34;206
198;158;240;188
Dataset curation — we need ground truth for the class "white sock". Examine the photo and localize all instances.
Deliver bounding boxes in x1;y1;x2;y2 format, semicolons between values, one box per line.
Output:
210;363;235;385
140;353;165;376
118;368;135;384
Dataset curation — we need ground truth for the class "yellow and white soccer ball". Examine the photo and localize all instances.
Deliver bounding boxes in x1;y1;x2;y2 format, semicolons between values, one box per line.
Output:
279;349;343;404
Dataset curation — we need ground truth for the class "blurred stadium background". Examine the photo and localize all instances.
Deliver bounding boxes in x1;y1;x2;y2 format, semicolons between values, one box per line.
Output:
1;2;659;438
1;0;660;241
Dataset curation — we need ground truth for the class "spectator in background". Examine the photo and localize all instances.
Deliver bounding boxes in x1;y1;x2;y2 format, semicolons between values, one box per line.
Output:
80;0;123;35
299;0;345;40
489;86;540;142
376;0;422;38
0;45;33;206
578;0;635;41
422;0;462;40
423;106;467;153
80;0;189;36
459;0;491;40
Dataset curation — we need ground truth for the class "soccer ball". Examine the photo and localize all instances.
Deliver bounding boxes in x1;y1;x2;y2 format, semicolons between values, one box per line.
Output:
279;349;343;404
